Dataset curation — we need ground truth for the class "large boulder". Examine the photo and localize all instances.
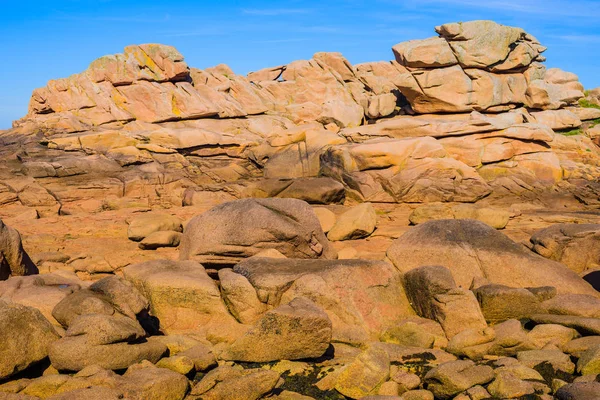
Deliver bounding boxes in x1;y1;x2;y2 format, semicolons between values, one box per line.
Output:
434;21;534;70
0;300;59;380
122;260;238;337
530;223;600;274
218;268;266;324
473;284;543;322
232;257;415;343
0;219;38;280
387;219;598;296
179;198;336;266
392;37;457;68
88;275;150;320
526;68;584;110
47;311;165;373
52;289;116;328
390;20;548;114
403;266;487;338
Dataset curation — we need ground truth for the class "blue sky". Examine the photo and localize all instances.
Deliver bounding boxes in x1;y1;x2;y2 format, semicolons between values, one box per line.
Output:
1;0;599;128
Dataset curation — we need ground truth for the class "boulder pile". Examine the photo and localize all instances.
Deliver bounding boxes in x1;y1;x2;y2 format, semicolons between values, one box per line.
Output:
0;198;600;399
1;19;600;400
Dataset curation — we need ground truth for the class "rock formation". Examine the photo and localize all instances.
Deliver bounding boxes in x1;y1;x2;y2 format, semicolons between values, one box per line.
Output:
2;20;600;214
1;19;600;400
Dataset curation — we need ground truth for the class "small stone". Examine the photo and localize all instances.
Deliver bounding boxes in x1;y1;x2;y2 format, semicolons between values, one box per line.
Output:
391;369;421;392
335;345;390;399
487;370;535;398
178;344;217;372
138;231;181;250
378;380;400;396
517;349;575;374
327;203;377;241
156;355;195;375
577;345;600;376
424;360;494;399
552;378;568;393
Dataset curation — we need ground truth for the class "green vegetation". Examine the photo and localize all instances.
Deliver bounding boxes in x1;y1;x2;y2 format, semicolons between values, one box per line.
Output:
559;128;582;136
578;98;600;110
557;118;600;136
589;118;600;127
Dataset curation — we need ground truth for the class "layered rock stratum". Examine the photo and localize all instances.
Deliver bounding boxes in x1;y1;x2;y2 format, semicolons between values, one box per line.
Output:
1;19;600;400
2;20;600;215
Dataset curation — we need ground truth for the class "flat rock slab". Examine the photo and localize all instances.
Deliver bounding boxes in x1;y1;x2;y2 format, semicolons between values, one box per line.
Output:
529;314;600;336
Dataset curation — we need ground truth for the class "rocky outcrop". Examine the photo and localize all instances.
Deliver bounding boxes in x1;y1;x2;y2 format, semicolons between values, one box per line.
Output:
391;20;582;114
0;19;597;218
48;314;167;371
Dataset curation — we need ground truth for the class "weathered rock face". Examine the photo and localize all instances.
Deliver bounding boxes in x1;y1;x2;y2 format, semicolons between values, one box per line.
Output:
25;44;213;128
232;257;415;343
1;19;597;216
387;219;598;296
0;273;82;326
179;198;336;266
319;136;492;203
